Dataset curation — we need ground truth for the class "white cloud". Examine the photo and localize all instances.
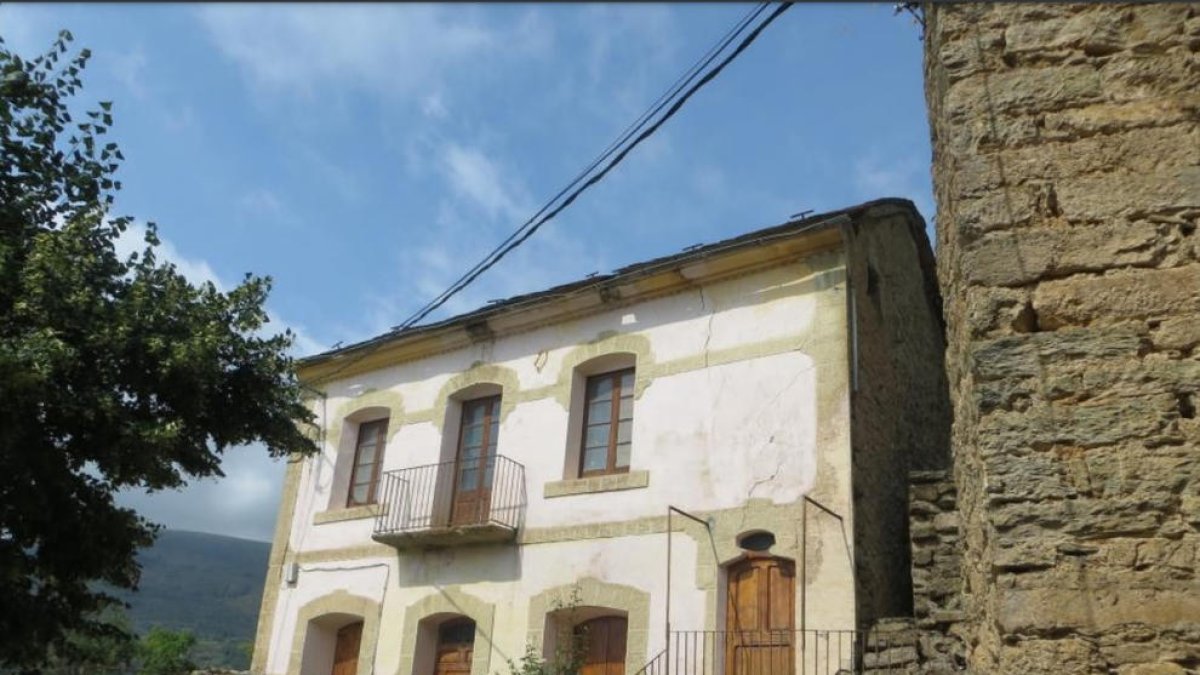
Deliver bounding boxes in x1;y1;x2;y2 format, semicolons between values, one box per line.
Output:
421;92;449;120
114;221;323;355
117;444;285;541
0;4;45;57
108;47;148;99
162;104;198;133
369;196;605;335
196;5;509;100
116;221;224;290
298;146;364;205
237;187;303;228
852;154;935;224
578;5;678;120
440;143;529;222
239;188;284;217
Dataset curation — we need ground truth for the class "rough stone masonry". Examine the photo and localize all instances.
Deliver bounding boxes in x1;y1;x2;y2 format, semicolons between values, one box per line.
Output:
923;3;1200;673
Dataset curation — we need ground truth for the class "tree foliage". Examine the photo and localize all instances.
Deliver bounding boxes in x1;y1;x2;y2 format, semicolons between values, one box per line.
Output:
136;628;196;675
0;31;317;667
25;606;136;675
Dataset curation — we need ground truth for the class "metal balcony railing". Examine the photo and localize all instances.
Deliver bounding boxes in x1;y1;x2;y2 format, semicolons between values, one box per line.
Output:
372;455;525;542
650;629;917;675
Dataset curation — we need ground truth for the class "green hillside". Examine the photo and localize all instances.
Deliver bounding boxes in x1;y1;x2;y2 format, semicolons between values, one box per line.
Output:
119;529;270;669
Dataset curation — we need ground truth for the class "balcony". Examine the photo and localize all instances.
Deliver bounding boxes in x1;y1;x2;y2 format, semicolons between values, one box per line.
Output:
372;455;526;549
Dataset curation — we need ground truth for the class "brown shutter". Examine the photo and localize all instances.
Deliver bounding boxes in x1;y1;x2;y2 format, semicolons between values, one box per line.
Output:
332;621;363;675
577;616;628;675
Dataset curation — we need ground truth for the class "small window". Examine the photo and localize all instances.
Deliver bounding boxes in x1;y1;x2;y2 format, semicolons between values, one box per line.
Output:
579;368;634;477
347;419;388;506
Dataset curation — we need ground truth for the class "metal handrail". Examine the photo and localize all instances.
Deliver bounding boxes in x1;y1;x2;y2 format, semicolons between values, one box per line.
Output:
658;628;915;675
372;455;526;536
634;649;668;675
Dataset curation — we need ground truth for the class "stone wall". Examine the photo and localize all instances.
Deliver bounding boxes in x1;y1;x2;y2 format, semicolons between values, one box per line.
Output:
909;471;966;673
924;3;1200;673
846;200;951;626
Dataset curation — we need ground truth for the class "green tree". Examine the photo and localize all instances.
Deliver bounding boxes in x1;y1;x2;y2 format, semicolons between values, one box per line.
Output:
0;32;317;668
27;606;137;675
137;628;196;675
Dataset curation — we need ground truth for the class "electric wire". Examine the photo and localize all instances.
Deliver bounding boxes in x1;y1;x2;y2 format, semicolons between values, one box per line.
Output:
400;2;793;330
391;2;771;333
310;2;793;386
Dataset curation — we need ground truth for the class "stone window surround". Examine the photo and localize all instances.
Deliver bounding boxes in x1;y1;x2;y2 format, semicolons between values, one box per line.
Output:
543;470;650;498
287;590;382;675
322;388;405;516
560;351;642;481
526;578;651;675
312;503;382;525
399;587;496;675
315;349;652;524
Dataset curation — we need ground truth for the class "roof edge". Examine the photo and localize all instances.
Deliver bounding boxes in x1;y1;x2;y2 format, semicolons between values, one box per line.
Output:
299;197;926;382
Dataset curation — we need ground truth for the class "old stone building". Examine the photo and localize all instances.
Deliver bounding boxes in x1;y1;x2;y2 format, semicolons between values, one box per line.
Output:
250;3;1200;674
924;3;1200;673
250;200;950;675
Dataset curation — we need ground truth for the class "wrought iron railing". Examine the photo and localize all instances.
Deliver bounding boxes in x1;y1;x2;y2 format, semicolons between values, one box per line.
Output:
654;629;916;675
635;649;667;675
372;455;525;537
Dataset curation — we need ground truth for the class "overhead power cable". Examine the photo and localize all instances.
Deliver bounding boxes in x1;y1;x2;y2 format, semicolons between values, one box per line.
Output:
311;2;793;386
393;2;771;332
398;1;792;329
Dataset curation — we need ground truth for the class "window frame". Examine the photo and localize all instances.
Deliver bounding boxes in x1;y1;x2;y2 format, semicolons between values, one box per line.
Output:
454;395;501;492
578;368;635;478
346;418;389;507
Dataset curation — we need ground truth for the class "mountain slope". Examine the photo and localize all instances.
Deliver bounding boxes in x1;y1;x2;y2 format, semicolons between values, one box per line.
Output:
119;529;270;669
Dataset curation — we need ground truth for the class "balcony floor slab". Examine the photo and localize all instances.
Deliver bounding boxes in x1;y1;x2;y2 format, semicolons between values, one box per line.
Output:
372;523;517;549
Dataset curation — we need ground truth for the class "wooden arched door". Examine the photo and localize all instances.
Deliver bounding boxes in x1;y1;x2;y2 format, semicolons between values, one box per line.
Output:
331;621;363;675
576;616;628;675
725;556;795;675
434;618;476;675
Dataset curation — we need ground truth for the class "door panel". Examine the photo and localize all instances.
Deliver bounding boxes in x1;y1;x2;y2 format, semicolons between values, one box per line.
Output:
577;616;628;675
725;557;795;675
451;397;500;526
435;619;476;675
332;621;363;675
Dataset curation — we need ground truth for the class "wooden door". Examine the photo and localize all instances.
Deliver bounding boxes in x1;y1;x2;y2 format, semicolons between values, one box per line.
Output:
725;557;795;675
434;619;476;675
576;616;628;675
451;396;500;526
332;621;363;675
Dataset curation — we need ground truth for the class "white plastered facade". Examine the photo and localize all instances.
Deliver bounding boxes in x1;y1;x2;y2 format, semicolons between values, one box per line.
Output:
256;246;861;675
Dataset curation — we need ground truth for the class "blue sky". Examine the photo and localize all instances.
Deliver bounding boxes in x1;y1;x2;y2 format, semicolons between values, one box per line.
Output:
1;3;932;541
